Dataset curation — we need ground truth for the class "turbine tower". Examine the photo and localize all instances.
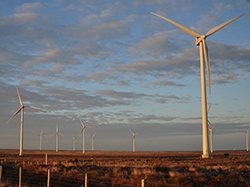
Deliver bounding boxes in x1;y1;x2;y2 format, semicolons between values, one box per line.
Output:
91;133;96;151
129;129;137;152
72;136;76;151
242;127;250;151
5;86;43;156
151;12;243;158
78;117;94;153
39;129;44;151
207;121;218;153
50;124;64;152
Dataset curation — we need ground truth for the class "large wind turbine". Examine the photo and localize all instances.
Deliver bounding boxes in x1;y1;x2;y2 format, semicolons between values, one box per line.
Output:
129;129;137;152
39;129;44;151
5;86;43;156
151;12;243;158
91;133;96;151
242;127;250;151
50;124;64;152
78;117;94;153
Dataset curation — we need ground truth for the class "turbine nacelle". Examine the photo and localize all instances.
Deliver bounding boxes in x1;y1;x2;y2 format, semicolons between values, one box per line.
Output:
195;35;206;46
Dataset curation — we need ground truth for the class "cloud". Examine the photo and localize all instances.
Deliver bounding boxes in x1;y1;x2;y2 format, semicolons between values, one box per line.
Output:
96;89;149;99
152;78;185;87
14;2;42;13
129;31;179;57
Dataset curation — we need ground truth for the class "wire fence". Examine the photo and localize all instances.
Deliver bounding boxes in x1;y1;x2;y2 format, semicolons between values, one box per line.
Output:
0;164;147;187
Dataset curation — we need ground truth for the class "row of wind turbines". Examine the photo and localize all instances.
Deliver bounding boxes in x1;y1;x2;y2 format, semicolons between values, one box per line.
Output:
39;123;97;153
4;86;137;155
3;12;245;158
3;86;250;156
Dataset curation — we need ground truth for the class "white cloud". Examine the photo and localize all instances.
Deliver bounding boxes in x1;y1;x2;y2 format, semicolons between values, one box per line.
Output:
14;2;42;13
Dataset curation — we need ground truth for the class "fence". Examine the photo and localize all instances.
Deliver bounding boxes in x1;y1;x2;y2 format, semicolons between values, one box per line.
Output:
0;164;147;187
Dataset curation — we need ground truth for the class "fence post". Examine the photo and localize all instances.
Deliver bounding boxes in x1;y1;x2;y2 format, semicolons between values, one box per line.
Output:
85;173;88;187
47;169;51;187
0;165;2;184
141;179;146;187
19;167;22;187
45;153;48;165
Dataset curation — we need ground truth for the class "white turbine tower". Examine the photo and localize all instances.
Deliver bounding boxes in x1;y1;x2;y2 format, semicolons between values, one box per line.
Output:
78;117;94;153
72;136;76;151
5;86;43;156
39;129;44;151
129;129;137;152
207;121;218;153
91;133;96;151
151;12;243;158
242;127;250;151
50;124;64;152
187;104;217;153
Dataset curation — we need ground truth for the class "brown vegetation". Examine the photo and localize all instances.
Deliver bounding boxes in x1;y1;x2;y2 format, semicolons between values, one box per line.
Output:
1;149;250;186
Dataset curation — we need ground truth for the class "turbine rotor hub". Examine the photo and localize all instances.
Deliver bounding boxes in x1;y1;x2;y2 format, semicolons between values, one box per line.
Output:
195;35;206;46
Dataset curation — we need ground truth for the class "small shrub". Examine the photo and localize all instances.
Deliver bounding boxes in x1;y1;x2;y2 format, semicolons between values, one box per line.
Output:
224;153;230;157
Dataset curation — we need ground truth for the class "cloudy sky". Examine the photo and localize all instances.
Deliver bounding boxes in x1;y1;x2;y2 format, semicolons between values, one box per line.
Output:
0;0;249;152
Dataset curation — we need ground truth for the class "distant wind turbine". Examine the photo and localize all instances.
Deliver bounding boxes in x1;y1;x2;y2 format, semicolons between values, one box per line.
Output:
39;129;44;151
187;104;217;153
78;117;94;153
129;129;137;152
72;136;76;151
151;12;243;158
5;86;43;156
242;127;250;151
207;121;218;153
50;124;64;152
91;133;96;151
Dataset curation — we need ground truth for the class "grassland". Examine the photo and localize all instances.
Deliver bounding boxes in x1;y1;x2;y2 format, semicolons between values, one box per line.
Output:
1;149;250;186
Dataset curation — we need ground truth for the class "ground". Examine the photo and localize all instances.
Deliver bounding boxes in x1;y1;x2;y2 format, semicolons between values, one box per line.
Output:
1;149;250;186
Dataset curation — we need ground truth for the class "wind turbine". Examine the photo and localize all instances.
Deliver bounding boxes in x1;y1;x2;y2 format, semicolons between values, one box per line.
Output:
78;117;94;153
39;129;44;151
50;124;64;152
187;104;217;153
151;12;243;158
72;136;76;151
91;133;96;151
129;129;137;152
242;127;250;151
207;121;218;153
5;86;43;156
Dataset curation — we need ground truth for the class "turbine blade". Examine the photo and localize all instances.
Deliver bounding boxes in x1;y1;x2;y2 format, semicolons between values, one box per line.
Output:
202;40;211;95
207;103;212;114
16;86;23;106
129;129;135;136
5;107;22;125
25;106;44;112
247;127;250;133
151;12;201;37
50;133;56;137
79;117;85;128
205;14;244;37
207;120;213;128
187;117;202;120
59;133;64;136
86;126;95;128
77;128;83;137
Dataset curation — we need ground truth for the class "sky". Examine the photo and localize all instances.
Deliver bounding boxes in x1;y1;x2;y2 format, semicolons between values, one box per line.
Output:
0;0;249;152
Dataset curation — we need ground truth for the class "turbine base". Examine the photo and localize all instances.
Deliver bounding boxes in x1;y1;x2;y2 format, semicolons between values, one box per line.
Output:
202;154;210;158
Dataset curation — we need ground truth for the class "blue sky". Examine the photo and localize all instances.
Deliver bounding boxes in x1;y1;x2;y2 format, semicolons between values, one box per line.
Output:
0;0;249;152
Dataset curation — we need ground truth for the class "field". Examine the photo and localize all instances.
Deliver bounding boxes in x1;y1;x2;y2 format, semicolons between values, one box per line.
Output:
1;149;250;186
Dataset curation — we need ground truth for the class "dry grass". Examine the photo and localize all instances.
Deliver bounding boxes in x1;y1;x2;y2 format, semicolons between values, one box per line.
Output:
1;149;250;186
